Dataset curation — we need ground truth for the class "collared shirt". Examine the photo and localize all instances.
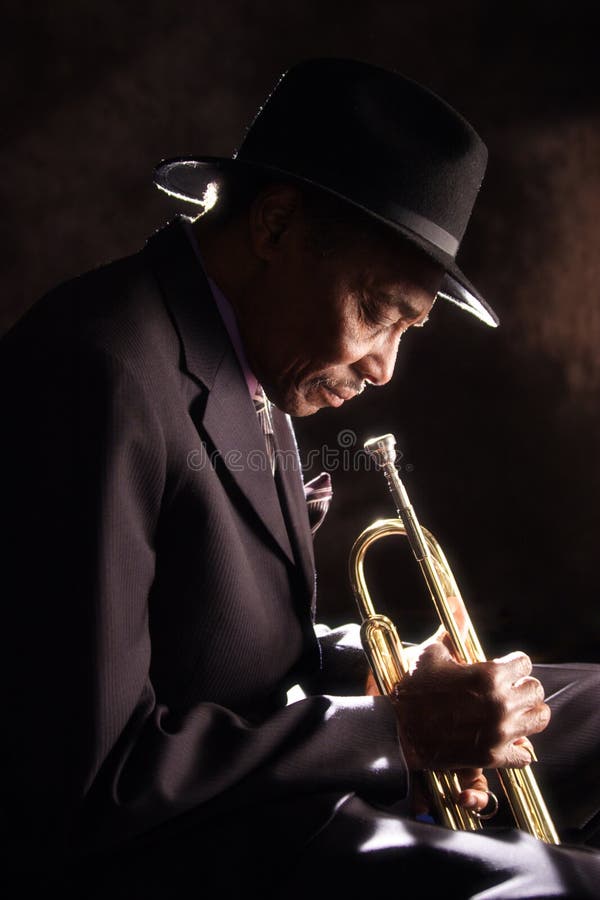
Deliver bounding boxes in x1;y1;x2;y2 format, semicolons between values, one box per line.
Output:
208;275;259;400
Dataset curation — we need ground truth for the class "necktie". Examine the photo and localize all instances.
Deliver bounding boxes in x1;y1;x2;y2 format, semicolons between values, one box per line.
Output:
253;385;276;475
253;387;332;533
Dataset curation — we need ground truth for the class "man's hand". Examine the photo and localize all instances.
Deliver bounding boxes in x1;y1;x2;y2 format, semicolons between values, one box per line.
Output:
390;641;550;771
456;768;493;814
411;766;493;816
363;596;548;812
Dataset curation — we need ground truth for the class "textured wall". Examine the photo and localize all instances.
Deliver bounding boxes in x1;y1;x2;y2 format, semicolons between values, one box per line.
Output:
2;0;598;661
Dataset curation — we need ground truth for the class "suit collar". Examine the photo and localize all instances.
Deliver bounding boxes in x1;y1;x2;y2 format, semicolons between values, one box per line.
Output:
145;218;314;590
146;217;227;390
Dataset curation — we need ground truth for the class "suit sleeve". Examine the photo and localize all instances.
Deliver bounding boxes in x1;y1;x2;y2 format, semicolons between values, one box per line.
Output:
3;328;409;871
303;623;372;694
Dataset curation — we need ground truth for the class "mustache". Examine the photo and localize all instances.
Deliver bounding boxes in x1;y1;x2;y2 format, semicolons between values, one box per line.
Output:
308;375;367;395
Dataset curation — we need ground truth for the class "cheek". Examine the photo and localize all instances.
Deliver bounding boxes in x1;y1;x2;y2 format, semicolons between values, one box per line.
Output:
269;265;365;369
318;316;369;365
309;298;363;361
298;325;357;370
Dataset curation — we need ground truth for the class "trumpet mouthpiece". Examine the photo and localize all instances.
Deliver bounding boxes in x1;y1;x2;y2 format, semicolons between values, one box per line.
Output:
364;434;397;468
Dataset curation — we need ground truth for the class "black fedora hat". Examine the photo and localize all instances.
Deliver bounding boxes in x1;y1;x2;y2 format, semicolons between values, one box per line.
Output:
154;58;498;327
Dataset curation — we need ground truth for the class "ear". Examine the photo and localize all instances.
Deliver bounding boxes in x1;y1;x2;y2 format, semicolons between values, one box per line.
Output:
249;184;302;261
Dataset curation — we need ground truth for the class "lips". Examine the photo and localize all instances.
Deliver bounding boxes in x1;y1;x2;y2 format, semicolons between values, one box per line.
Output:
320;385;356;407
332;386;358;401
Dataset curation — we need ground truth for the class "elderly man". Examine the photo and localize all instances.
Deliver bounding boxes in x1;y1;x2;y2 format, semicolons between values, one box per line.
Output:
3;59;599;898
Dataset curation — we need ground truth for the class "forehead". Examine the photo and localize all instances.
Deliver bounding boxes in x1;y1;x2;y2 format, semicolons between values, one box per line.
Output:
336;228;443;312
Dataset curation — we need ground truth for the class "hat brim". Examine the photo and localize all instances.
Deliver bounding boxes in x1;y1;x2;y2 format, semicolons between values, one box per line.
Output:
153;156;498;328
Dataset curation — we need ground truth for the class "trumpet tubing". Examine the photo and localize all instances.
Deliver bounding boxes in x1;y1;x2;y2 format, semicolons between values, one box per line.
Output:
349;434;560;844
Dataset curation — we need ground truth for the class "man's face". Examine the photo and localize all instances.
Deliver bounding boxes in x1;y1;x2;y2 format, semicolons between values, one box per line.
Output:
239;195;444;416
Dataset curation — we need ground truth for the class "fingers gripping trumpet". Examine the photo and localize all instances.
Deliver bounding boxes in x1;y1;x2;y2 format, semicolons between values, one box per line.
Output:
348;434;560;843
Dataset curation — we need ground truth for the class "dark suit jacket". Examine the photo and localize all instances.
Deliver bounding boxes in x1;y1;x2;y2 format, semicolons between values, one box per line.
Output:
2;218;407;884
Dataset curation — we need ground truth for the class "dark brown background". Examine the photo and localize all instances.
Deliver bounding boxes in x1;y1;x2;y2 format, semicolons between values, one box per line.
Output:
2;1;598;662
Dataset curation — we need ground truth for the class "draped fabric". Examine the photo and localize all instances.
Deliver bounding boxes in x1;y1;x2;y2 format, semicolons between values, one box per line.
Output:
303;471;333;535
5;216;599;898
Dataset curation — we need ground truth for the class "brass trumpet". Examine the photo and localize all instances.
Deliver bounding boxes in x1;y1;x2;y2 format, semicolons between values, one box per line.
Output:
349;433;560;844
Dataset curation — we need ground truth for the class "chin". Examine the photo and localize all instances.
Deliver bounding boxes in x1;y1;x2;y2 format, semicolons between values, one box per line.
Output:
269;383;321;417
278;396;320;417
290;403;323;418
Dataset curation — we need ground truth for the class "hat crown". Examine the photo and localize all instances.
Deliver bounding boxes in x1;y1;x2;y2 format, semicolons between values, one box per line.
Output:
236;58;488;250
153;58;498;327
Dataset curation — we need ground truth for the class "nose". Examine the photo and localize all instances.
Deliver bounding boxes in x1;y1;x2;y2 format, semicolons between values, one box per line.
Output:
355;328;402;386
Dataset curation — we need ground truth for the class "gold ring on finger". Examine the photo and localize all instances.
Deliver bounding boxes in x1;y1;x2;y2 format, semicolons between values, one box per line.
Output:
474;790;499;821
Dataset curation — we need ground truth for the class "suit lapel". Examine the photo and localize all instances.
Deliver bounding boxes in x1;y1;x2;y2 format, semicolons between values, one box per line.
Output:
272;408;316;608
201;358;295;565
146;218;294;565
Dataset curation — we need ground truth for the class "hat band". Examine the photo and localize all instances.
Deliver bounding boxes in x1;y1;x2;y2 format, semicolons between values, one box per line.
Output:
382;201;459;257
234;148;460;257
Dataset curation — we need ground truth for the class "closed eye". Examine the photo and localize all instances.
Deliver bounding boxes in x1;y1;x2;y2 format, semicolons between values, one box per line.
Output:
360;295;399;330
377;292;429;325
360;293;428;333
